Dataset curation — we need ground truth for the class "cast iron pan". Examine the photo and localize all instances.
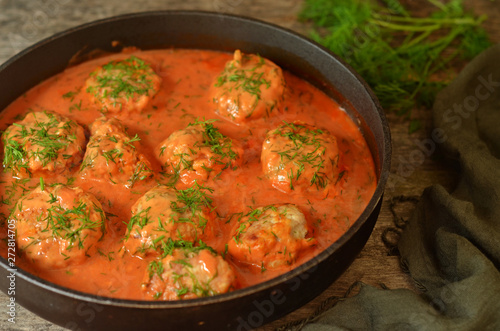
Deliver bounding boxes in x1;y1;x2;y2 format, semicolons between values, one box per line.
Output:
0;11;391;330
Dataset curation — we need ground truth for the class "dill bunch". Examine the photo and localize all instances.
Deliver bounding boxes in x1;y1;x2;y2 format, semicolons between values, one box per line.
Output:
300;0;491;132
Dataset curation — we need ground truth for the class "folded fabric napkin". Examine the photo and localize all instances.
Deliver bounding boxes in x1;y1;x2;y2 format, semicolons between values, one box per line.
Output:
294;44;500;330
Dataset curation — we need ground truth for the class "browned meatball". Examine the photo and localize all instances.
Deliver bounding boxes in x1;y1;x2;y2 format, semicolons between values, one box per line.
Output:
11;184;106;269
80;117;154;187
227;204;315;271
155;119;243;185
261;121;340;195
85;56;161;113
123;184;215;257
210;50;285;124
2;111;86;178
142;244;236;300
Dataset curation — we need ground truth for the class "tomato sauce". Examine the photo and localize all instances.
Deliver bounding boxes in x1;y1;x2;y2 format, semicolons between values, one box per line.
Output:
0;48;376;300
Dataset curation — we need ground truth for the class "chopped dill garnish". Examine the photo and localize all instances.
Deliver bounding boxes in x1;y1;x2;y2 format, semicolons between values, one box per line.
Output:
2;111;79;174
275;122;329;189
86;56;157;111
189;118;239;164
125;183;214;249
164;118;240;185
214;54;270;101
13;187;106;252
233;205;276;243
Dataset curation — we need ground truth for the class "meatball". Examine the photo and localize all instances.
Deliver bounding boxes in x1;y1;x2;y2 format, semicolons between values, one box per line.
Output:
261;121;340;194
156;119;242;185
210;50;285;124
227;204;315;270
142;245;236;300
11;184;106;269
80;117;154;187
123;184;215;256
2;111;86;178
85;56;161;113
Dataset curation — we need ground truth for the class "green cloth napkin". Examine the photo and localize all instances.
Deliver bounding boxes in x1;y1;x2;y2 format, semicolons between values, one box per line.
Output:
299;44;500;330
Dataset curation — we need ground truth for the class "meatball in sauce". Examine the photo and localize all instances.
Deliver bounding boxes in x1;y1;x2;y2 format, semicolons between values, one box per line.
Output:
0;48;377;301
79;116;154;187
2;111;86;178
228;204;315;271
261;121;340;196
142;244;236;300
210;50;285;124
85;56;161;113
155;119;243;185
123;184;215;256
11;184;106;269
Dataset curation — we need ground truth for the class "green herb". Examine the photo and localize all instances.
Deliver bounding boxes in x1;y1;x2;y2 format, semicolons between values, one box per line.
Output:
164;245;218;298
165;119;240;185
189;118;239;165
173;259;193;268
214;54;270;100
158;238;215;258
80;126;151;187
1;178;31;208
300;0;491;128
3;139;26;171
125;184;214;250
275;122;329;189
175;286;189;297
62;90;78;101
169;182;214;230
69;100;83;112
2;111;78;174
147;259;164;279
128;161;153;187
15;189;106;252
66;177;76;185
86;56;156;110
233;205;276;243
124;134;140;148
336;170;346;184
102;148;123;165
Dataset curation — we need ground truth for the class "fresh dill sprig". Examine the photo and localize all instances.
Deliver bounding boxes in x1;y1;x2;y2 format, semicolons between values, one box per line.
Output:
300;0;491;132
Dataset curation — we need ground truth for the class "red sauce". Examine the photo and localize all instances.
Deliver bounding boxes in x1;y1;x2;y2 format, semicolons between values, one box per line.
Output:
0;48;376;300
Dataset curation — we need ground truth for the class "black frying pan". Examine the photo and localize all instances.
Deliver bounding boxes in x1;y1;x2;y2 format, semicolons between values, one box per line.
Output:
0;11;391;330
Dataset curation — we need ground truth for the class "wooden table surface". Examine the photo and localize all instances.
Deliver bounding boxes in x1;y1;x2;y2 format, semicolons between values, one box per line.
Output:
0;0;499;330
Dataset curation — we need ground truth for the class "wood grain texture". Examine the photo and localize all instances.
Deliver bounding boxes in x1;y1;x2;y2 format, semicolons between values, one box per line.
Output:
0;0;498;330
